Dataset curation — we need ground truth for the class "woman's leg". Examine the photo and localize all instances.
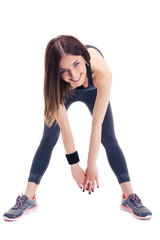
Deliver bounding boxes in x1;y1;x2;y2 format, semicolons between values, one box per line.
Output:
120;182;133;197
25;120;60;198
24;95;75;199
82;90;133;197
24;182;38;199
101;103;133;196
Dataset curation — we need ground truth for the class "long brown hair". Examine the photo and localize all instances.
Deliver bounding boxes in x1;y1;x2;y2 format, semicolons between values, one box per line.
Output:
44;35;90;128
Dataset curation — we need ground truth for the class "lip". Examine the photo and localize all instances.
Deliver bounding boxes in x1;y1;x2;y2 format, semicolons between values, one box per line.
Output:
71;74;81;83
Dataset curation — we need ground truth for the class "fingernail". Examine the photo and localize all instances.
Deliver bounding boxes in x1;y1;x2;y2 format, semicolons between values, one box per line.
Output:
92;190;94;192
83;190;85;192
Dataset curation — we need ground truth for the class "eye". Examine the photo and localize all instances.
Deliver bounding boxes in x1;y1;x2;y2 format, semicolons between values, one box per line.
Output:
74;61;80;67
60;69;68;74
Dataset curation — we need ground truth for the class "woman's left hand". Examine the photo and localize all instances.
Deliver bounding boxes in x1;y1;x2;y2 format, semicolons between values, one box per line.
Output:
84;163;99;194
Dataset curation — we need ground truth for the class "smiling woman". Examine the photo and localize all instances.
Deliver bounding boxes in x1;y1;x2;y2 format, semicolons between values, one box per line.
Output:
3;35;152;222
43;35;90;128
59;55;87;86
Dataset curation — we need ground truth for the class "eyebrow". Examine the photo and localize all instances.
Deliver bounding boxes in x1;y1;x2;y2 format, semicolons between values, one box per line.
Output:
59;59;80;70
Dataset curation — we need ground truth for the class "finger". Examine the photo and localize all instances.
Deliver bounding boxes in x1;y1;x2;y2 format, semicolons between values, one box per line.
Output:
82;179;86;191
82;179;86;192
77;182;82;189
89;182;92;194
80;178;86;189
84;179;90;191
87;182;90;191
85;178;89;188
89;180;95;194
96;176;99;188
92;181;95;192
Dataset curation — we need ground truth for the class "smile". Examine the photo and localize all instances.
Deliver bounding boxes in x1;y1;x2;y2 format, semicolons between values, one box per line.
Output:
71;74;81;82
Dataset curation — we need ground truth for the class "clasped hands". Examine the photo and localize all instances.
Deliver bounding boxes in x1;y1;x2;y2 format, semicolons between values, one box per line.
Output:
71;162;99;194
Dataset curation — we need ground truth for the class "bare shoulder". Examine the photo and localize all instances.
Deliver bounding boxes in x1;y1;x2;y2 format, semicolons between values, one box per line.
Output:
87;47;112;87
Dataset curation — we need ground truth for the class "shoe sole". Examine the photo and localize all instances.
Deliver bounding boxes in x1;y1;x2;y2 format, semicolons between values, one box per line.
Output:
120;204;152;220
3;205;38;222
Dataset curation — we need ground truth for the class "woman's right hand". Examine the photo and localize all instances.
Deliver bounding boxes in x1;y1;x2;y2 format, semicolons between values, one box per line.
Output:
71;163;86;189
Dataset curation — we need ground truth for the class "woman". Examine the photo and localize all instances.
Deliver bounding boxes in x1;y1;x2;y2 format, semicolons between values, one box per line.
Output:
3;35;152;221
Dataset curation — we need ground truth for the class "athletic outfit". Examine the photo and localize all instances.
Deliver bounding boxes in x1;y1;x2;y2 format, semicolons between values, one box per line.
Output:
28;45;130;185
3;45;152;221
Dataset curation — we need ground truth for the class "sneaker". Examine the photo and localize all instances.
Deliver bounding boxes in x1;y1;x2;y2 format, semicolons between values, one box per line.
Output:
3;194;38;221
120;193;152;220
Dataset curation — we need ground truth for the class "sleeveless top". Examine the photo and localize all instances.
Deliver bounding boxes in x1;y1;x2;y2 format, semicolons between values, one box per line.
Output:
74;45;104;91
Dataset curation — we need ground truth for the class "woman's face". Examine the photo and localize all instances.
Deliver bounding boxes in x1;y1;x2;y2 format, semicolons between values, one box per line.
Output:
59;54;87;89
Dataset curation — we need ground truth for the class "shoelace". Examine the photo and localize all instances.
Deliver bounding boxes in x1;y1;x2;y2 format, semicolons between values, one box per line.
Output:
129;194;143;207
13;196;26;209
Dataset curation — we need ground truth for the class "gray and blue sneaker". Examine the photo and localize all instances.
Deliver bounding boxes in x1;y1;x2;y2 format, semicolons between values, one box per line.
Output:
120;193;152;220
3;194;38;221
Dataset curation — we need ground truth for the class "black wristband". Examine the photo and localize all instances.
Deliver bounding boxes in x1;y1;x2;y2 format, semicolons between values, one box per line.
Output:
65;151;80;165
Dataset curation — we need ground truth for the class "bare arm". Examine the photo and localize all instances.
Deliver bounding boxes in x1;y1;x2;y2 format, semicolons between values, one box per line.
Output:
87;74;112;165
56;104;76;154
84;48;112;193
56;104;86;189
87;48;112;165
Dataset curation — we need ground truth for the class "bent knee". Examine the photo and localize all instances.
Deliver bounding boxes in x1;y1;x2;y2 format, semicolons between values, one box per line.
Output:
101;135;118;147
40;132;60;149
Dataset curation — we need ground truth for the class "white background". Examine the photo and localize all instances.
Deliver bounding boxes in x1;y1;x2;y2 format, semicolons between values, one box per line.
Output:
0;0;160;238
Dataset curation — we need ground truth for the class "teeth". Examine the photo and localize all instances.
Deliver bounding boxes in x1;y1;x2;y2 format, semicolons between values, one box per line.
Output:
72;75;80;81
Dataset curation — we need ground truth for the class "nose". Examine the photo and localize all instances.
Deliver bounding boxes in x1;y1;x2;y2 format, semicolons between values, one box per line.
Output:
69;70;77;79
